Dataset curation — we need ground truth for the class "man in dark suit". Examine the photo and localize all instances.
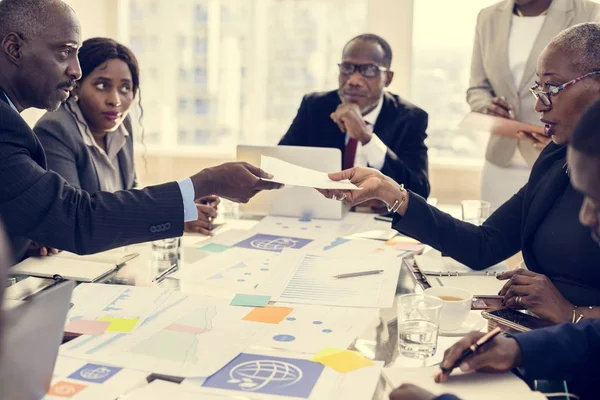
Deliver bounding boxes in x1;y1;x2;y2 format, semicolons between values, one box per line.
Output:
0;0;280;263
279;34;430;199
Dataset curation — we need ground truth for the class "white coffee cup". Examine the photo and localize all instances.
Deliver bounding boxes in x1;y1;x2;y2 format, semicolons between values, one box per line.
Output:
424;287;472;331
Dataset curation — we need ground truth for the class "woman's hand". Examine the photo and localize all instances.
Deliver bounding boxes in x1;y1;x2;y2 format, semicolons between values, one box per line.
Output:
318;167;409;215
497;269;573;323
485;96;515;119
435;331;522;383
517;131;552;150
389;384;436;400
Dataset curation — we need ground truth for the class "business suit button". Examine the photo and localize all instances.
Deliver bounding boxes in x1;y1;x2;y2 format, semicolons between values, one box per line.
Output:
150;226;157;233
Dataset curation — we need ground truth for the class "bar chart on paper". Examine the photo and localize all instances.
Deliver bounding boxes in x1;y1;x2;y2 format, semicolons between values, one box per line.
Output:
273;251;400;308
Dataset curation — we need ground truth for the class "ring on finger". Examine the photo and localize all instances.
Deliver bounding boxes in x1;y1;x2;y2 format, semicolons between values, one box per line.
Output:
516;296;522;305
331;194;337;201
339;194;346;201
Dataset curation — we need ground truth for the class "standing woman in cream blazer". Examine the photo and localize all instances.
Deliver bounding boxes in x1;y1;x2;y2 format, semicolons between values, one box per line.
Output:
468;0;599;210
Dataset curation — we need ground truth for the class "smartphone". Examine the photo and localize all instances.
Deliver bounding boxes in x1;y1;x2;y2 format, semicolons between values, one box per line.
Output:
471;295;504;310
482;308;554;332
374;212;394;223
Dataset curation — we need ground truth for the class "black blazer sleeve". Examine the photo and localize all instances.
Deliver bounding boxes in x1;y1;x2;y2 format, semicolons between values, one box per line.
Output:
514;320;600;381
0;106;184;257
379;107;430;198
278;95;311;146
392;187;523;270
35;117;83;189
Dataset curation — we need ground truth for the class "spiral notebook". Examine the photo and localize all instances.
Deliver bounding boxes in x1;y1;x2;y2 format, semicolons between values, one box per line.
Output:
9;250;138;282
414;249;508;276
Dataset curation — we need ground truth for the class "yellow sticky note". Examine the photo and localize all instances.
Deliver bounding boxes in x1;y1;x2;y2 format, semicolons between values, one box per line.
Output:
312;347;354;362
242;306;293;324
98;317;139;332
316;350;374;373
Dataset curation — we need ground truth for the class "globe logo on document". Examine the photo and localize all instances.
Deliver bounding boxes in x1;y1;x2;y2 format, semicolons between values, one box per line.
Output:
79;366;112;381
234;234;313;253
226;360;303;391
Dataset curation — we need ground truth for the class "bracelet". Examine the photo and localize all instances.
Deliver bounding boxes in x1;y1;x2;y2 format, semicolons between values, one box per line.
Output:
386;184;406;213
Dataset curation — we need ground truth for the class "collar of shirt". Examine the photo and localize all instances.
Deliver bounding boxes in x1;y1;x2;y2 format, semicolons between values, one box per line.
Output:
67;97;129;161
2;91;19;114
362;94;384;127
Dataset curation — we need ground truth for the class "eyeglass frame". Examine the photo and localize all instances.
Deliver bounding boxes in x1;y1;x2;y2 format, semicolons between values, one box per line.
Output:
529;70;600;107
337;62;389;78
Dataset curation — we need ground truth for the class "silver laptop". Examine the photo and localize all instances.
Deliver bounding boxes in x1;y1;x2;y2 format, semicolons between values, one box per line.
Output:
237;145;344;220
0;280;75;400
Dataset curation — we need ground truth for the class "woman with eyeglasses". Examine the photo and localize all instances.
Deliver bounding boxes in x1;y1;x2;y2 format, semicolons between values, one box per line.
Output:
468;0;599;211
34;38;219;236
321;23;600;324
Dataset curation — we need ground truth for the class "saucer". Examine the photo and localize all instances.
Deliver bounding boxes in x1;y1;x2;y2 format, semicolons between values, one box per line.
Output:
439;313;486;337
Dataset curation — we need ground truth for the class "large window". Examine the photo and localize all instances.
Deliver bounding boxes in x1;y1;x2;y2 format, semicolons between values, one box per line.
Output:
411;0;498;161
128;0;367;154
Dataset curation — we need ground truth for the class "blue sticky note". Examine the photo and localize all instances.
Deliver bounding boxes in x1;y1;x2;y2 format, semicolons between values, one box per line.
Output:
231;294;271;307
68;363;121;383
199;243;230;253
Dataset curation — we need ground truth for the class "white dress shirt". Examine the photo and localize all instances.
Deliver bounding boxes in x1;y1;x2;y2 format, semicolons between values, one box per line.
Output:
345;96;388;170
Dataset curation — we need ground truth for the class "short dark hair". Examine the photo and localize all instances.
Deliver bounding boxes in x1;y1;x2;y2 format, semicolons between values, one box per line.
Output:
0;0;69;39
571;97;600;157
343;33;393;68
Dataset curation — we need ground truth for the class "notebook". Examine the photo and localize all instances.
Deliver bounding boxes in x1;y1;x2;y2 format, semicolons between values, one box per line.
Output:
9;249;138;282
383;367;547;400
414;249;508;276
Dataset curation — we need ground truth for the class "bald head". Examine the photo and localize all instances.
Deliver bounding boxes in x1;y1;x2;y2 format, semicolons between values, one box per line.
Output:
547;22;600;75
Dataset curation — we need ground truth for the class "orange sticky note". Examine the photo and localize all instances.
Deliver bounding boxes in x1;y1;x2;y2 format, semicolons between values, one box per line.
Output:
48;380;87;397
315;350;374;373
98;317;139;332
242;306;293;324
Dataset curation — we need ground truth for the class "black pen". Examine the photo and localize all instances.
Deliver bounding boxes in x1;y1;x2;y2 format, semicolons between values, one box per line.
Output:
440;327;503;374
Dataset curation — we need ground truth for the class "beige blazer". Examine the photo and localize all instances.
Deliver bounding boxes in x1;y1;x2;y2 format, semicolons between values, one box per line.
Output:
467;0;600;167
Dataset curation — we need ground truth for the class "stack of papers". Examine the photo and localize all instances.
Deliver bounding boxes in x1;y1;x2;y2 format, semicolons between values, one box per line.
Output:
261;155;360;190
415;249;508;276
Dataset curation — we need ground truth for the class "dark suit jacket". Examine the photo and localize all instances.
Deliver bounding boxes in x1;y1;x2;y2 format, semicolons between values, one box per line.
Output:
279;90;430;198
34;104;137;192
0;95;183;263
393;143;600;306
434;320;600;400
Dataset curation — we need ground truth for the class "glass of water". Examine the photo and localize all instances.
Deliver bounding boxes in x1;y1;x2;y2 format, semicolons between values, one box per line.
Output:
151;237;180;252
461;200;491;225
397;294;443;359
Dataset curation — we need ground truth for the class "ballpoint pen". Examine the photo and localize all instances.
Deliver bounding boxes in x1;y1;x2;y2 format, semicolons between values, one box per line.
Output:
151;263;178;283
440;327;503;374
333;269;384;279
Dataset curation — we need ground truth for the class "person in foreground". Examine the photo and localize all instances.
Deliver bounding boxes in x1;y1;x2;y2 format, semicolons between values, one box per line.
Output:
388;95;600;400
0;0;280;263
33;37;218;236
321;22;600;323
279;33;430;200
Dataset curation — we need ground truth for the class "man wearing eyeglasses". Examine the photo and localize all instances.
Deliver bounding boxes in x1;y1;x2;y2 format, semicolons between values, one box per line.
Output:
279;33;430;200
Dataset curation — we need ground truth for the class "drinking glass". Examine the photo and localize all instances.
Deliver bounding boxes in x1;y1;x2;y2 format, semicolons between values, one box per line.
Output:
461;200;491;225
397;294;443;359
151;237;180;252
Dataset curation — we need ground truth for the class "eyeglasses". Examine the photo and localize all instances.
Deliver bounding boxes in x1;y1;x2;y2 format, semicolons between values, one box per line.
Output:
338;62;388;78
530;70;600;107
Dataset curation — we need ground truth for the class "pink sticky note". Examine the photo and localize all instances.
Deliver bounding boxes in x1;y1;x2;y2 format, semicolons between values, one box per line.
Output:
65;319;111;335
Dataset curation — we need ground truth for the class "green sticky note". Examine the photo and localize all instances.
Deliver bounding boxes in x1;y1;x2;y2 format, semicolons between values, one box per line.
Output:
230;294;271;307
98;317;140;332
199;243;230;253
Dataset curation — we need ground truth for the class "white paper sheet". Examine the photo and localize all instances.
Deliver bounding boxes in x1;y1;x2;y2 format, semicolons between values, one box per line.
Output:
415;249;508;276
426;275;506;295
260;155;360;190
61;294;262;378
272;250;401;308
383;366;547;400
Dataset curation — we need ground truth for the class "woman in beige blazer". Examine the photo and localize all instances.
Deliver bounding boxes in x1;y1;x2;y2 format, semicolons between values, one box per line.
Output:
468;0;599;210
